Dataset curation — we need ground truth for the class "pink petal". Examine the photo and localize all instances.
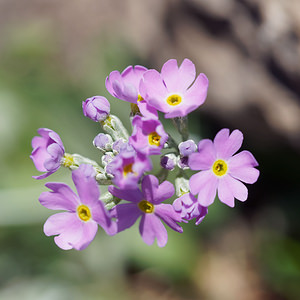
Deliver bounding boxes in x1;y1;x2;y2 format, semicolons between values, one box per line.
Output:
218;175;248;207
182;73;209;110
108;185;143;203
214;129;243;159
229;151;259;184
110;203;141;232
140;70;169;112
154;204;183;232
40;183;79;211
190;171;218;206
139;214;168;247
44;212;83;250
72;165;99;206
188;139;216;170
161;58;196;93
90;201;117;236
72;221;98;250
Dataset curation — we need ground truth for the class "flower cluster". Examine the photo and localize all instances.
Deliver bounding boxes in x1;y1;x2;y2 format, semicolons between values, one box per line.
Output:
31;58;259;250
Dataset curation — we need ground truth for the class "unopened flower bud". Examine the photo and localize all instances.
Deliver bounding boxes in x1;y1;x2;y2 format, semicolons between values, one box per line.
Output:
82;96;110;122
160;153;177;170
178;139;197;156
93;133;113;152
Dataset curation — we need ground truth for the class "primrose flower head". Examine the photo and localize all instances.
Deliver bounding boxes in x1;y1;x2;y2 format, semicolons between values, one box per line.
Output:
109;174;182;247
140;58;209;118
188;128;260;207
39;164;116;250
30;128;65;179
129;116;168;156
82;96;110;122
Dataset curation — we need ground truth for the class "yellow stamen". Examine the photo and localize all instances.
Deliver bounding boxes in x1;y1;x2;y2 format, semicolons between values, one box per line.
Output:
212;159;228;177
148;132;161;146
123;163;135;177
166;94;182;106
62;153;74;167
138;200;154;213
77;204;91;222
137;95;144;102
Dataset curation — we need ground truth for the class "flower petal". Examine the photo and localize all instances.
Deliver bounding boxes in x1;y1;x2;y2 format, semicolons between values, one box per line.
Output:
110;203;141;232
182;73;209;111
190;171;218;207
72;164;99;206
139;214;168;247
214;129;243;159
40;183;79;211
154;204;183;233
91;201;117;236
229;150;259;184
218;175;248;207
108;185;143;203
188;139;216;170
72;221;98;251
161;58;196;93
44;212;82;250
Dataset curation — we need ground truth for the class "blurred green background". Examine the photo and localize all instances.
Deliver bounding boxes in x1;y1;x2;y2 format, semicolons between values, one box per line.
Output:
0;1;300;299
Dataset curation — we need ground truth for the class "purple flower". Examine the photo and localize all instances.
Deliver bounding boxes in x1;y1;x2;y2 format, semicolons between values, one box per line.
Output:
105;65;158;119
140;58;209;118
173;193;208;225
39;164;116;250
188;129;260;207
112;139;133;154
93;133;113;152
129;116;168;155
109;175;183;247
82;96;110;122
107;149;152;189
30;128;65;179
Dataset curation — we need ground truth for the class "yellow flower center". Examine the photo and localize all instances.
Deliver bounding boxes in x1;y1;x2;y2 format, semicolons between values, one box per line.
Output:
148;132;161;146
123;163;135;177
138;200;154;213
137;95;144;102
212;159;228;177
77;205;91;222
166;94;182;106
62;153;74;167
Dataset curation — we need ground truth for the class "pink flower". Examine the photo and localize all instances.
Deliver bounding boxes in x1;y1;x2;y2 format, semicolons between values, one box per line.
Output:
109;175;182;247
105;65;157;118
106;149;152;189
188;129;260;207
140;58;209;118
39;164;116;250
129;116;168;156
30;128;65;179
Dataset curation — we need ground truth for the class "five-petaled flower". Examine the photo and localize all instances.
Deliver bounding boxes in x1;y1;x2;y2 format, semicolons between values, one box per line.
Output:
140;58;209;118
109;175;183;247
188;128;260;207
39;164;116;250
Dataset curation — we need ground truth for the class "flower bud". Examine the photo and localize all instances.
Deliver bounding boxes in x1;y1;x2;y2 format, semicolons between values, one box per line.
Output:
82;96;110;122
178;139;197;156
160;153;177;170
93;133;113;152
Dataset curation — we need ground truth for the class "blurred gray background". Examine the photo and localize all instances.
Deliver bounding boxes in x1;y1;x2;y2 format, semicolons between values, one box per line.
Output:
0;0;300;299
